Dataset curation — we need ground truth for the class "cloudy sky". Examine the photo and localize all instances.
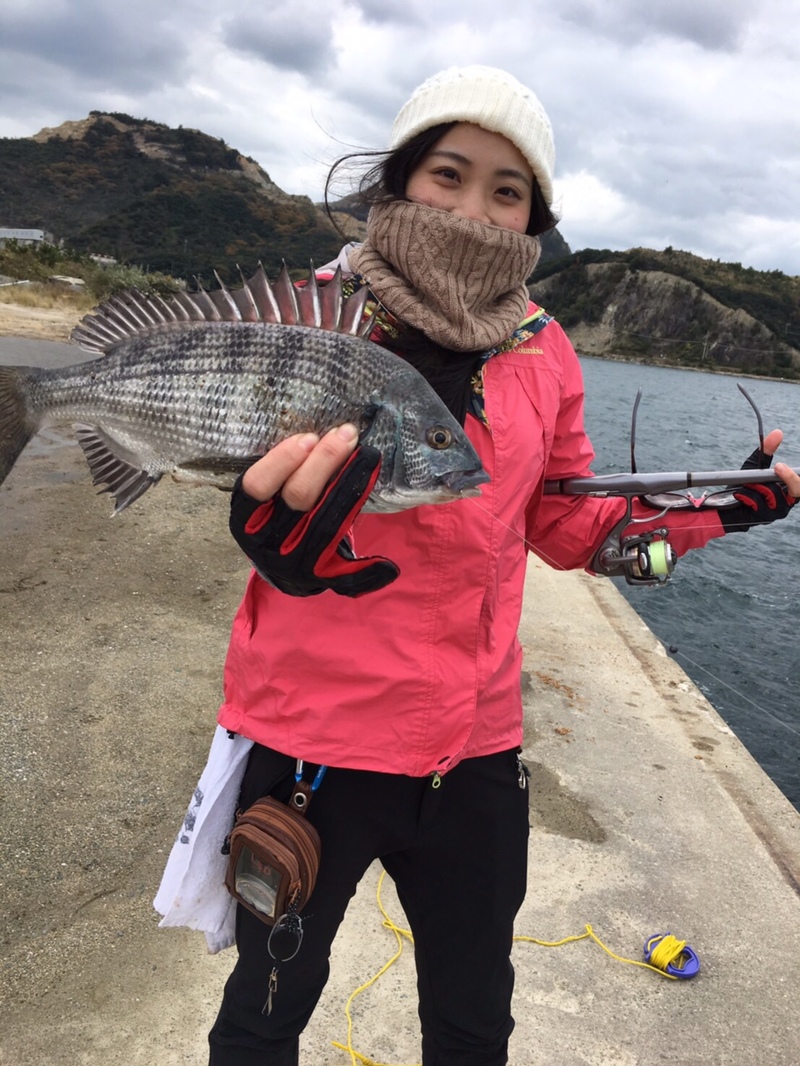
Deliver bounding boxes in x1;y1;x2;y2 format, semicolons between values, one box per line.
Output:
1;0;799;275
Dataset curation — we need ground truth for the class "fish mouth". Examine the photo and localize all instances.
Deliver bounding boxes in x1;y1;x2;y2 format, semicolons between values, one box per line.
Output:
443;468;491;496
364;467;490;514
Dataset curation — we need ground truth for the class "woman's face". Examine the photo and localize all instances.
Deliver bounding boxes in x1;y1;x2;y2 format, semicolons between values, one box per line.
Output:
405;123;534;234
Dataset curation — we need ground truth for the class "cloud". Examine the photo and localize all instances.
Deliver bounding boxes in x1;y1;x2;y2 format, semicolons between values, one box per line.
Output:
693;212;800;273
222;1;338;76
0;0;190;90
0;0;798;274
346;0;423;26
555;170;632;237
558;0;753;50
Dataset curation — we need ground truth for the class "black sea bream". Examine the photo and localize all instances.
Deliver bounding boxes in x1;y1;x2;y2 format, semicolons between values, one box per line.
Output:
0;266;489;513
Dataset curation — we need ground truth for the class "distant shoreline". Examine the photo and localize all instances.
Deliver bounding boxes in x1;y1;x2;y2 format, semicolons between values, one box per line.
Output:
577;350;800;385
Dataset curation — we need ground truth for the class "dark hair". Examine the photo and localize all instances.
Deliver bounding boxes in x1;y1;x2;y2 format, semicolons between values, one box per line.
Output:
324;121;560;239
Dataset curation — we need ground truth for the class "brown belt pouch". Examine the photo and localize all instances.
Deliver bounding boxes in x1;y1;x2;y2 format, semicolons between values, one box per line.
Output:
225;780;321;926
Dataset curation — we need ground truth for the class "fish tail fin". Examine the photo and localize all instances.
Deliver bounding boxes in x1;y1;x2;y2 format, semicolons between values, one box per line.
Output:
0;366;39;488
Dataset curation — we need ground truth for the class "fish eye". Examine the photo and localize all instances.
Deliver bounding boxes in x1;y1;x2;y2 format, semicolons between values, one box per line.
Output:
426;426;452;449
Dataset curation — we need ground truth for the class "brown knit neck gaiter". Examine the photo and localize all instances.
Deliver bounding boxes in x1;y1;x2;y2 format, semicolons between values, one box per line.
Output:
348;201;541;352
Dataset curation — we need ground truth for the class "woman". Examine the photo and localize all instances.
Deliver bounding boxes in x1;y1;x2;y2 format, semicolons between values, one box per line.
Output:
166;66;799;1065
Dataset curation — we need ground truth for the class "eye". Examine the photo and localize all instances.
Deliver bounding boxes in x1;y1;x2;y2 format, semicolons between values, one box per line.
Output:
497;186;522;200
427;425;452;449
433;167;460;183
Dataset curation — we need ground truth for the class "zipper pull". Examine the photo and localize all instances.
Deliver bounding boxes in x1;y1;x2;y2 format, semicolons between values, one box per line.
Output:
431;771;442;789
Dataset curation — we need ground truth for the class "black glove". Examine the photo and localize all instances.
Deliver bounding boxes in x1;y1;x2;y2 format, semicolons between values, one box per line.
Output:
719;446;797;533
229;445;400;598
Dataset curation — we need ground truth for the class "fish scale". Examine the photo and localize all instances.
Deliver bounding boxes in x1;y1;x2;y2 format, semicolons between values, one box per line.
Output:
0;266;489;514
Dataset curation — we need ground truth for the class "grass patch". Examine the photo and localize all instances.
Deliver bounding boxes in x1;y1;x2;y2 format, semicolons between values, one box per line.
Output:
0;240;180;301
0;283;96;313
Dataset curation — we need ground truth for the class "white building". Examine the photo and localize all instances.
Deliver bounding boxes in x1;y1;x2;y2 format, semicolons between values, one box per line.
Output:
0;228;54;247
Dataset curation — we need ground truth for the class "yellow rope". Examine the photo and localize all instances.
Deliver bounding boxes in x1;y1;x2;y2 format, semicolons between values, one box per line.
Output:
645;933;694;974
331;872;417;1066
331;871;688;1065
514;925;678;979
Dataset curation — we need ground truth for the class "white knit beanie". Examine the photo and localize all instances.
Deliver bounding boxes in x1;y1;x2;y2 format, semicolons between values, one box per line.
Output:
390;65;556;206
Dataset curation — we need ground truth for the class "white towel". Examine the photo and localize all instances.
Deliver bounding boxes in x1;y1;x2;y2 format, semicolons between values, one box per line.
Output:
153;725;254;953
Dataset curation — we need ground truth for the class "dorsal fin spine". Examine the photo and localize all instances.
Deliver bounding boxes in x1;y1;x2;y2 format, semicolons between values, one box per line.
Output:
110;293;152;331
100;307;140;339
319;265;343;331
160;293;189;322
212;271;243;321
142;294;170;325
82;318;125;345
274;263;300;325
236;268;261;322
191;287;222;321
174;292;204;321
246;264;281;322
102;297;141;333
297;264;322;328
341;285;370;337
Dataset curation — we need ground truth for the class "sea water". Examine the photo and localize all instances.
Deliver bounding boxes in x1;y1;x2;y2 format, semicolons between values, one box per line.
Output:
579;357;800;810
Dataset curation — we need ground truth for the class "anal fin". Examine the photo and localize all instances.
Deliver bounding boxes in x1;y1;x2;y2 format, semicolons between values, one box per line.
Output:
73;423;161;513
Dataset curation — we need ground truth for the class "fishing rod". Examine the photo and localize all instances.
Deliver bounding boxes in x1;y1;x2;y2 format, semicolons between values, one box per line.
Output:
543;384;788;587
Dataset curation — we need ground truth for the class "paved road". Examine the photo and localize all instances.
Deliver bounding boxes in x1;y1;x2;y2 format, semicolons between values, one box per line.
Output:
0;335;91;367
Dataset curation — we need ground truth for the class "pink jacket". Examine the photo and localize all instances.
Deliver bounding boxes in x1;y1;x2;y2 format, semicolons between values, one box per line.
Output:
217;304;723;776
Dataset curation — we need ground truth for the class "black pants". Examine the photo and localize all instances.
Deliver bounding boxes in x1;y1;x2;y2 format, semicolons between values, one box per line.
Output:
209;745;530;1066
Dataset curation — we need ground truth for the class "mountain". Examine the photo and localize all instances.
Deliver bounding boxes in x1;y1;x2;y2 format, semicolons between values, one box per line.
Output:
0;112;343;280
530;247;800;378
0;112;572;281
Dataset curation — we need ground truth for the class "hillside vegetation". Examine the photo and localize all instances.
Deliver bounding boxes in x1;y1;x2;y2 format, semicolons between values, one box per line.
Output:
531;248;800;378
0;113;341;281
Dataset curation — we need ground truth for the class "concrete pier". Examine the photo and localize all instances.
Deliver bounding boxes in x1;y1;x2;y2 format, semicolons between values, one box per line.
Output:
1;339;798;1065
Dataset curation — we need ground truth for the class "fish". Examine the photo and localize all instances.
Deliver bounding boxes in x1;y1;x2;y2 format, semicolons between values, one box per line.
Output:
0;265;489;514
